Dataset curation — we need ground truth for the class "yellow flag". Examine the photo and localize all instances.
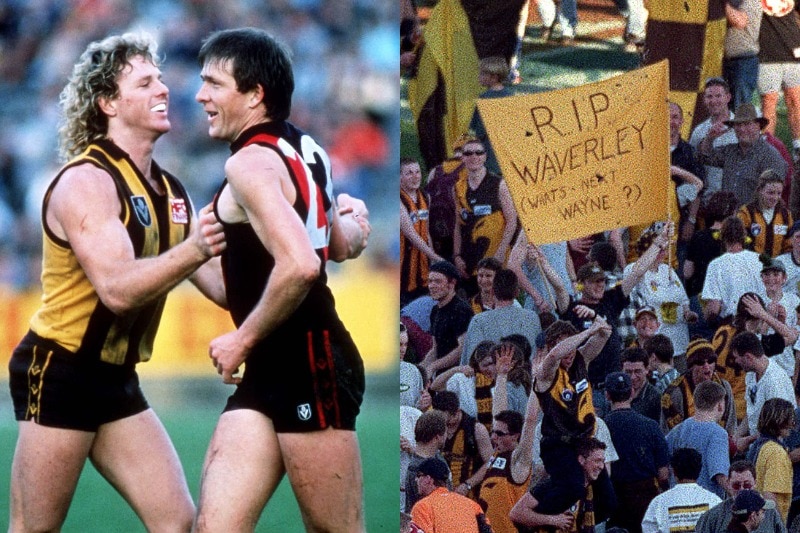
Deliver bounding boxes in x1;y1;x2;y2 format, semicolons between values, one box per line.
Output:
407;0;482;155
476;61;670;245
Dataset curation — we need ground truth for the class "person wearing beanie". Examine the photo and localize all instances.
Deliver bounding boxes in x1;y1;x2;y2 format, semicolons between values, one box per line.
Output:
661;338;737;436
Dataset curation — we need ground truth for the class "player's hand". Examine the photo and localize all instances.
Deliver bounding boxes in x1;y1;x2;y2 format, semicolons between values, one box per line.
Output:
337;193;371;250
573;304;595;319
195;203;226;258
496;345;514;375
416;389;432;411
208;330;248;384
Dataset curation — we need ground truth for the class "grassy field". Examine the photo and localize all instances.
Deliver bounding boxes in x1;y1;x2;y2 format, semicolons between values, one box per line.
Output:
0;373;399;531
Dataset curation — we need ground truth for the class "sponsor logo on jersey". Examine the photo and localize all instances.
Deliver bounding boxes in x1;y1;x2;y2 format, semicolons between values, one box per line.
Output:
170;198;189;224
131;196;152;226
297;403;312;421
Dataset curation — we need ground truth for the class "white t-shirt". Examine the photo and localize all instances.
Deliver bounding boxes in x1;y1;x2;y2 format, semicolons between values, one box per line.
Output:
641;482;722;533
745;358;797;435
701;250;766;318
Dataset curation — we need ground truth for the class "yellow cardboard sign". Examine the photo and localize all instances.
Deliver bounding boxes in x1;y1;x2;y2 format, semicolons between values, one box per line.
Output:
477;60;670;244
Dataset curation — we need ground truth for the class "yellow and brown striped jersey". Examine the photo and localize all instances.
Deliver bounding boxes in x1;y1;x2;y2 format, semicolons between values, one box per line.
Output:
30;139;191;365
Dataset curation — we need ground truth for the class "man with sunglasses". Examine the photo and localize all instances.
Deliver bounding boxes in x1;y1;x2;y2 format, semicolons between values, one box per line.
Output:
695;460;786;533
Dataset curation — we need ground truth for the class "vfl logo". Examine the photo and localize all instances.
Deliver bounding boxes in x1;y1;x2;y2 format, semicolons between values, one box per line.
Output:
131;196;152;226
297;403;312;421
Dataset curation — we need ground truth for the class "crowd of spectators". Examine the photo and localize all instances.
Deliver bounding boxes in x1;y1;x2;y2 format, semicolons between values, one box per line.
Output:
400;1;800;531
0;0;398;289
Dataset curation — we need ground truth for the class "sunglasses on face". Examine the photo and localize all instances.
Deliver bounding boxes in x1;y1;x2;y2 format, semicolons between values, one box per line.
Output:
731;481;753;490
491;429;509;437
462;150;486;156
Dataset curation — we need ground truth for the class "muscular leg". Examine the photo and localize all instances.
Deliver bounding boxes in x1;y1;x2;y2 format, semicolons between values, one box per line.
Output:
9;421;94;532
194;410;285;533
783;85;800;143
762;91;780;136
89;409;194;532
280;428;365;533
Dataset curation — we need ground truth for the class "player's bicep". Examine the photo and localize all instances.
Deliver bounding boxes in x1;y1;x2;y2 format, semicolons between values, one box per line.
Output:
226;151;317;266
50;165;134;293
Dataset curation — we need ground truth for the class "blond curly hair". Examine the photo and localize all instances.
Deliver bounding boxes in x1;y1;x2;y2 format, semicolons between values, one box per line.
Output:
58;32;161;161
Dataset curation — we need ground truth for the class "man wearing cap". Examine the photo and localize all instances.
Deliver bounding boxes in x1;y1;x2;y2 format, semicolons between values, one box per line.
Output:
629;305;661;351
560;222;674;390
760;255;800;379
410;457;493;532
662;338;737;435
726;489;776;532
604;371;670;533
419;260;474;377
698;103;788;207
695;460;785;533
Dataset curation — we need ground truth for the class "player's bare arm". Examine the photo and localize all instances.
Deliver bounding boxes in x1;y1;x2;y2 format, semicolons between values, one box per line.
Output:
48;163;225;315
209;145;320;383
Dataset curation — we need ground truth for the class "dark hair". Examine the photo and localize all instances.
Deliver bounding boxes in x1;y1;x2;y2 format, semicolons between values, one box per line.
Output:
544;320;578;349
621;346;649;366
730;330;764;359
415;410;447;443
704;76;731;93
575;437;606;459
431;390;460;415
469;341;497;373
720;216;746;247
400;157;419;169
671;448;702;481
588;241;617;272
694;380;726;410
476;256;503;272
644;334;674;364
493;269;519;301
494;409;524;435
757;397;795;438
199;27;294;121
729;459;755;478
702;190;739;225
501;333;532;360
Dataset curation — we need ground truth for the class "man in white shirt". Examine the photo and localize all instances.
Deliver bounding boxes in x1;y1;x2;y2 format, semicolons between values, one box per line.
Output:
689;77;738;200
642;447;722;533
731;331;797;436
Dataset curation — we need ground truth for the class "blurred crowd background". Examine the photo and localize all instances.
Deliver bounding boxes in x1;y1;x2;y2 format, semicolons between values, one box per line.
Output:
0;0;400;289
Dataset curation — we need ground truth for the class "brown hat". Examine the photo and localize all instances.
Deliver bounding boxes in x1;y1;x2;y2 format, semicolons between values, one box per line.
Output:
577;262;606;282
724;103;768;129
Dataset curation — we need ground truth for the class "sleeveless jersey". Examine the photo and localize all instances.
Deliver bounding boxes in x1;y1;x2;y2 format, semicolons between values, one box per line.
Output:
738;202;792;258
536;359;596;441
30;139;191;365
400;188;431;295
712;324;747;421
477;450;531;533
214;122;342;333
475;372;494;432
443;412;483;487
455;171;517;274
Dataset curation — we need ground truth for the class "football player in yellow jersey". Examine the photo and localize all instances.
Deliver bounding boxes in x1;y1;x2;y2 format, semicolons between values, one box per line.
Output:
8;33;226;531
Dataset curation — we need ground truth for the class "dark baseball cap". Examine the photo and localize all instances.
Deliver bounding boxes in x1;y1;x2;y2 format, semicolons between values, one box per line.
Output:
604;371;632;396
732;489;775;516
416;457;450;482
429;260;460;281
577;262;605;282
